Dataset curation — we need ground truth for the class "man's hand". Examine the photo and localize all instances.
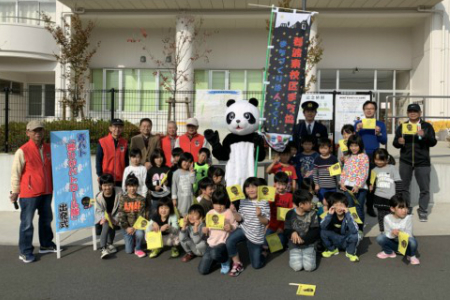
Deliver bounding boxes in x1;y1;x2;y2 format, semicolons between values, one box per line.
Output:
417;129;425;137
398;137;405;145
356;122;363;131
172;199;177;208
10;193;19;203
375;126;381;135
369;185;374;193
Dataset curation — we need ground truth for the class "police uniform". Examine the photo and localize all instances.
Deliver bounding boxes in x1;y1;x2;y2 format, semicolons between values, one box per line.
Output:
292;101;328;151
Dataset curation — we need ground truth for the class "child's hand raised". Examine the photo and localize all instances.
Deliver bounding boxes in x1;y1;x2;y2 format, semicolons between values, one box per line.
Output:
255;207;262;217
189;162;195;173
328;206;335;214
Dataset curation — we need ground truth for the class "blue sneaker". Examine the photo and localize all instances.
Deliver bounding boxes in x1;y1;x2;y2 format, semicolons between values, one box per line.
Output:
19;254;35;263
220;259;231;274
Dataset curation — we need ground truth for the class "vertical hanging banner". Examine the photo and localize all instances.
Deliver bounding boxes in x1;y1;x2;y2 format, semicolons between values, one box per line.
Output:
263;11;312;152
51;130;95;233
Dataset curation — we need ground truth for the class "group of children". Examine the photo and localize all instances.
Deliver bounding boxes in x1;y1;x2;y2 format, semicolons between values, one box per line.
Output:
94;123;420;277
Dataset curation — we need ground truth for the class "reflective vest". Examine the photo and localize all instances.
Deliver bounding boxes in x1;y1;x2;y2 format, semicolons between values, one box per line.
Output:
19;140;53;198
161;135;177;167
99;134;128;182
178;133;205;162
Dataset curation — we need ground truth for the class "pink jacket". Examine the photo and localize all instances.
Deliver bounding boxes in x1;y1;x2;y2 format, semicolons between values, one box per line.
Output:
206;209;237;247
340;153;369;188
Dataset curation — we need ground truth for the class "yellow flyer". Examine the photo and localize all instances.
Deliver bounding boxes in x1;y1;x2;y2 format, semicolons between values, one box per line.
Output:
338;139;348;152
160;173;169;185
133;216;149;230
146;231;163;250
328;163;341;176
178;218;185;228
349;207;363;224
398;231;410;255
362;118;376;129
104;213;114;229
276;207;291;221
370;170;377;186
319;212;328;220
258;186;276;202
296;284;316;296
266;233;283;253
402;123;418;135
226;185;245;202
206;213;225;230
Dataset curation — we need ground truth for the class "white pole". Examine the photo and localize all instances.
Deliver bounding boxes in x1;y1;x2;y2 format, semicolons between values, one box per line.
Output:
56;232;61;259
92;227;97;251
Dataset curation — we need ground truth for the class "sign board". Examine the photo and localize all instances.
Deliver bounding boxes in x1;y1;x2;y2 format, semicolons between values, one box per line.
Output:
297;94;333;120
334;94;371;141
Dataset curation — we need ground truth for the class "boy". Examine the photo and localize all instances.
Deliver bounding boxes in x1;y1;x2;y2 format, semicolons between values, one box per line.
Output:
168;147;183;188
122;148;148;197
194;148;211;192
198;177;215;213
180;204;207;262
313;138;339;201
376;195;419;265
292;136;319;191
266;144;298;192
320;193;361;262
118;176;147;258
95;173;121;259
284;190;320;272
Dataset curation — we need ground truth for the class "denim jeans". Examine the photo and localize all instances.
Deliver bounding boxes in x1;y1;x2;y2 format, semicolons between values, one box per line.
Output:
320;229;359;255
344;188;367;224
198;244;229;275
96;222;117;248
264;228;287;248
226;228;265;269
289;245;316;272
121;229;145;253
19;194;55;255
318;188;337;202
376;234;418;256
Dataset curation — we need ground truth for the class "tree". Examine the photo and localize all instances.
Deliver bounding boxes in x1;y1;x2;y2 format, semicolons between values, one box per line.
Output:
42;13;100;120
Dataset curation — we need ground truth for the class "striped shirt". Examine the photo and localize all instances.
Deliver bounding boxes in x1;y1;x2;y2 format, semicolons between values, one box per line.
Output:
313;155;339;189
238;199;271;244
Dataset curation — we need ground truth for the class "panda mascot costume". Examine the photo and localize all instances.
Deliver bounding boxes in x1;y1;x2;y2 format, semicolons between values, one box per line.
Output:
204;98;265;187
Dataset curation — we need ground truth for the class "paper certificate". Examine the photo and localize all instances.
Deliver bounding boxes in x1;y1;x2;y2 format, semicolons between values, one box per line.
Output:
226;185;245;202
258;186;276;202
362;118;376;129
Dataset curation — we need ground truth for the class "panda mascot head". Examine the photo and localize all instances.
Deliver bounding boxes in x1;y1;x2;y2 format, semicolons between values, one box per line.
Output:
225;98;260;136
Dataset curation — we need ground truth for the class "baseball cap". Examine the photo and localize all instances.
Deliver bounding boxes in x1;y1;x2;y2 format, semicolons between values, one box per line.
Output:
26;120;44;131
110;118;124;126
407;104;421;112
186;118;199;127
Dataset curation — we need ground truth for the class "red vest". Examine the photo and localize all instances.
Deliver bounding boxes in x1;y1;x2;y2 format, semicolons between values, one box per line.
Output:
161;135;177;167
99;134;128;182
178;133;205;162
19;140;53;198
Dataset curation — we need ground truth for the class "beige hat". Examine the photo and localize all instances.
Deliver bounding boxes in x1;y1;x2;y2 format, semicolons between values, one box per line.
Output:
26;120;44;131
186;118;199;127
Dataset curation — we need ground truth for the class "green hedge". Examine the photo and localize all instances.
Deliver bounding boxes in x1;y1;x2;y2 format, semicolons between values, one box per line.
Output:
0;119;140;153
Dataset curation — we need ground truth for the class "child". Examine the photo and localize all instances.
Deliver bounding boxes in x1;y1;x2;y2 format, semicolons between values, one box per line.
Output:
171;152;196;217
118;175;147;258
122;148;148;196
340;134;369;230
146;149;171;216
284;190;320;272
179;204;207;262
266;144;298;192
208;166;226;188
264;172;293;251
320;193;361;262
317;191;334;219
370;148;402;232
147;197;180;258
95;173;121;259
313;138;339;201
198;177;215;214
167;147;183;188
376;195;419;264
292;136;319;191
199;189;237;275
226;177;270;276
338;124;355;163
194;148;211;192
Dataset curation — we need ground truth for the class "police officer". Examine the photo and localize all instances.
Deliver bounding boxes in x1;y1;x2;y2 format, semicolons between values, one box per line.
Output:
292;100;328;151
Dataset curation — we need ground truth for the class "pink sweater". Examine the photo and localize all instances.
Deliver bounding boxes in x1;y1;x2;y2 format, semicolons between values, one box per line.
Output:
340;153;369;188
206;209;237;247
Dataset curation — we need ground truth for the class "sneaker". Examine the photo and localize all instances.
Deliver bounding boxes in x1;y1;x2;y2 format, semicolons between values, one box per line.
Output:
101;248;110;259
135;250;146;258
149;248;161;258
229;262;244;277
19;254;35;264
346;252;360;262
171;247;180;258
39;246;63;254
181;252;195;262
418;209;428;222
377;251;396;259
322;248;339;258
107;244;117;254
407;256;421;265
220;259;231;274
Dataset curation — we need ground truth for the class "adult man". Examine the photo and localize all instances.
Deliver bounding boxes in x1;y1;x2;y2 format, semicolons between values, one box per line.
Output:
161;121;178;167
96;119;129;187
130;118;161;169
175;117;209;162
292;101;328;151
393;104;437;222
10;120;56;263
355;101;387;217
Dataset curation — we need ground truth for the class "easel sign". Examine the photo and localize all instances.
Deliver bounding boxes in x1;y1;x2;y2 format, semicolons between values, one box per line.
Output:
50;130;96;259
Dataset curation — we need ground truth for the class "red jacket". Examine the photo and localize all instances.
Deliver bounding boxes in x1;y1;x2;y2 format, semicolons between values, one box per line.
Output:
177;133;206;162
99;134;128;182
19;140;53;198
161;135;177;167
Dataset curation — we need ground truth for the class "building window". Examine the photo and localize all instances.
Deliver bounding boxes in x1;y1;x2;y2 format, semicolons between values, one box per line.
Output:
28;84;55;116
0;79;23;94
0;0;56;25
339;69;375;90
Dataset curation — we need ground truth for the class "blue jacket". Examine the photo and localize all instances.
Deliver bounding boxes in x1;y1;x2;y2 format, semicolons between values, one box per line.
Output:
320;212;359;237
354;120;387;156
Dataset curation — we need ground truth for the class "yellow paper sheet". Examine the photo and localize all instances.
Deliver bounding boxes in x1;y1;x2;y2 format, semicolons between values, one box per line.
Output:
296;284;316;296
328;163;341;176
362;118;376;129
338;139;348;152
206;213;225;230
178;218;185;228
398;231;410;256
133;216;149;230
370;170;377;186
146;231;163;250
104;213;114;229
257;186;276;202
402;123;418;135
349;207;363;224
160;173;169;185
266;233;283;253
226;185;245;202
319;212;328;220
277;207;291;221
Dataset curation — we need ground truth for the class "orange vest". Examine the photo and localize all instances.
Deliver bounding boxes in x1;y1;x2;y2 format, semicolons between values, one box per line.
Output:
99;134;128;182
19;140;53;198
178;133;205;162
161;135;177;167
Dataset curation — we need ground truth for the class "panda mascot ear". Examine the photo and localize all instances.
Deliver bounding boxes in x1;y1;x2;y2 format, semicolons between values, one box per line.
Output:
226;99;236;107
249;98;259;107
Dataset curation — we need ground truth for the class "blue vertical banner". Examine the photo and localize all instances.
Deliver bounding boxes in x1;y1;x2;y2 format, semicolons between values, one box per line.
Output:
50;130;94;233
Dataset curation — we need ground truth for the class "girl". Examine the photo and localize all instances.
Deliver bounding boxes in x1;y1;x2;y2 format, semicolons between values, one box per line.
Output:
208;166;226;188
338;124;355;163
198;189;237;275
146;149;171;216
226;177;270;277
147;197;180;258
171;152;196;217
340;135;369;230
370;148;402;232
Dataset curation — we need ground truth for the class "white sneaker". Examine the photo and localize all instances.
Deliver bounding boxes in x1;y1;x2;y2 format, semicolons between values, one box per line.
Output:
107;244;117;254
101;248;110;259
